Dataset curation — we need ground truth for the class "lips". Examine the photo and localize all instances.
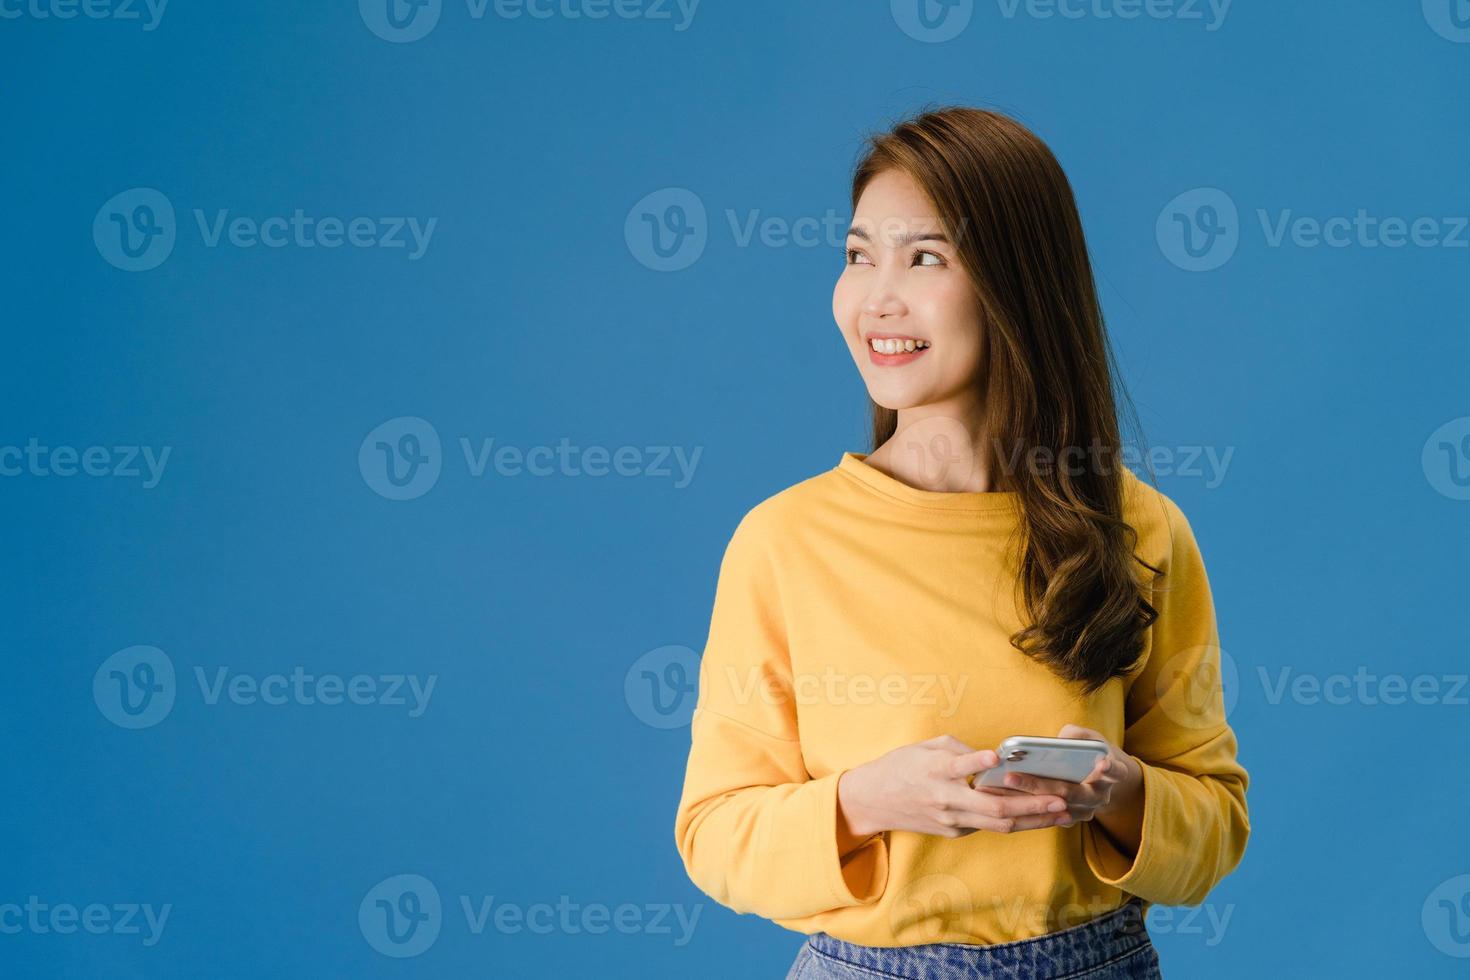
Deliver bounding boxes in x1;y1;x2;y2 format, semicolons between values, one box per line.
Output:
864;332;930;366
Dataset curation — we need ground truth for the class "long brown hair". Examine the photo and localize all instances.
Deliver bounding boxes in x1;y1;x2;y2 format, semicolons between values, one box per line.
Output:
850;105;1162;696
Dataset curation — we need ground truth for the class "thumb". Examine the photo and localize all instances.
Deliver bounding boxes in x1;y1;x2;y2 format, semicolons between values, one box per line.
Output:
1058;724;1103;741
948;748;1000;780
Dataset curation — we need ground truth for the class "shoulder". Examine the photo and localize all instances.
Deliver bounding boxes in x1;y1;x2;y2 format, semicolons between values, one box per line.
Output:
721;464;848;552
1119;466;1202;571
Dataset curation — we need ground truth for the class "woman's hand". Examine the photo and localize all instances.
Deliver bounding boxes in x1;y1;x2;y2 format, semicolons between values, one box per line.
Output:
836;734;1075;843
975;724;1143;831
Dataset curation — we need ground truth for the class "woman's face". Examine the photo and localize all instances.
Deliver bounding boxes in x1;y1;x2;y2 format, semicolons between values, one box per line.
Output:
833;168;984;413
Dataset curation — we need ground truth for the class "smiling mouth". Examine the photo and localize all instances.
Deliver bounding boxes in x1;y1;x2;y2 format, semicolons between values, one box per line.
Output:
865;333;931;365
867;335;930;354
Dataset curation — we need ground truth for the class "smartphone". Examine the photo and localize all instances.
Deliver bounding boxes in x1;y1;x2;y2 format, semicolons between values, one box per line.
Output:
974;735;1108;789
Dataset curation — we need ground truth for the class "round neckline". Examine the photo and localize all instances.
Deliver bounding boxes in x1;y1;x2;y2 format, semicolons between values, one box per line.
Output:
836;451;1021;513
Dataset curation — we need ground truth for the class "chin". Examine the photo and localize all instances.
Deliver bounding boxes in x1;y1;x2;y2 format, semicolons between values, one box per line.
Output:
865;387;931;411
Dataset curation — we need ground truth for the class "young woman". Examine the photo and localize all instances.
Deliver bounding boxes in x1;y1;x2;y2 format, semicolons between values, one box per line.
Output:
673;106;1250;979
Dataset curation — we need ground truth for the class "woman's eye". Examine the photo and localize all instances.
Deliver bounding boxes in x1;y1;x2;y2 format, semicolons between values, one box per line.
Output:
914;250;945;267
845;248;872;265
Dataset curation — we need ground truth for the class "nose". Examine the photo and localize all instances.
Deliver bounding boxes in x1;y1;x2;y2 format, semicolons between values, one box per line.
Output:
861;275;906;319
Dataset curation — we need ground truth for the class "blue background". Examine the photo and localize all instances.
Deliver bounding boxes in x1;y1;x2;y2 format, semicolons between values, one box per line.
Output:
3;1;1468;976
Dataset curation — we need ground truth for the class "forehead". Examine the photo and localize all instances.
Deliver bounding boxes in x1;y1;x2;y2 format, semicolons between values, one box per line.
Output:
850;170;944;242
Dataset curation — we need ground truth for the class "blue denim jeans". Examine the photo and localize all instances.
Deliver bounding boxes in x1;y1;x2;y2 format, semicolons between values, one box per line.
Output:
784;898;1162;979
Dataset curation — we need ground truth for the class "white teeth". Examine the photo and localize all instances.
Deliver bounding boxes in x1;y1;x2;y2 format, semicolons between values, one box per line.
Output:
869;337;930;354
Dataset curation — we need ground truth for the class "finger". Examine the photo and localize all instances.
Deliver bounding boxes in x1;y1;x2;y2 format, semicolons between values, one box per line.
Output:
1001;772;1090;800
962;811;1070;834
927;734;973;752
1076;757;1120;790
944;785;1069;821
945;802;1073;834
1009;773;1109;810
949;749;1000;780
1055;804;1100;828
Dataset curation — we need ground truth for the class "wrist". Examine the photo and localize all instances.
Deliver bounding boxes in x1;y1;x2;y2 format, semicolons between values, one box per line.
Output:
836;768;876;845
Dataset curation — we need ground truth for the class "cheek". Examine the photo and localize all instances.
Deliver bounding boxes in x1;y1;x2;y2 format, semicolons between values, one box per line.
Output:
832;276;860;333
919;279;979;326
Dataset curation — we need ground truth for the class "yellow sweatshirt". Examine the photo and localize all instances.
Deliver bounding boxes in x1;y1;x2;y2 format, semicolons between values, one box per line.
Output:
673;451;1250;946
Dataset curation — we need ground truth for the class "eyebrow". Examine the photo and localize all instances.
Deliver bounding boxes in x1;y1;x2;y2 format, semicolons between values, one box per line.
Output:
845;226;950;245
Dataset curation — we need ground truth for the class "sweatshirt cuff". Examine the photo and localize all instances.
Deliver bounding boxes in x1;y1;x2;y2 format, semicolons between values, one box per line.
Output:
814;769;889;908
1082;758;1174;903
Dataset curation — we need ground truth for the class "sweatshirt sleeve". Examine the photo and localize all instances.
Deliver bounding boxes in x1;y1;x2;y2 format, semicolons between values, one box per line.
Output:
1082;495;1251;907
673;508;890;920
